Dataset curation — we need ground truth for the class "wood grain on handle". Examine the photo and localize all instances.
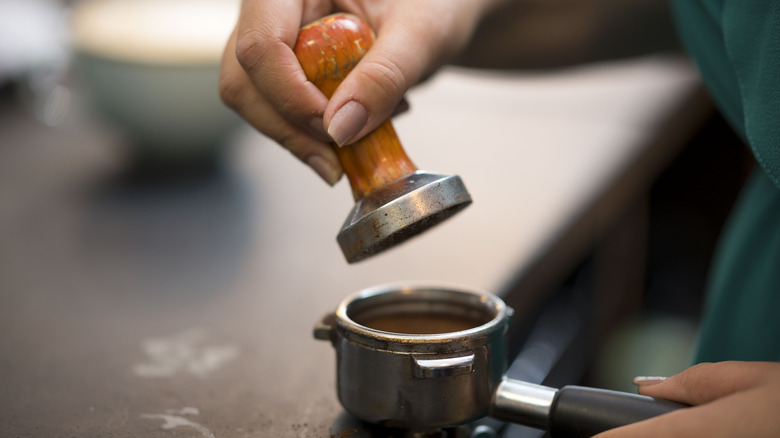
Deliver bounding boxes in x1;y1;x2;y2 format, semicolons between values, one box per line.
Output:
294;14;417;201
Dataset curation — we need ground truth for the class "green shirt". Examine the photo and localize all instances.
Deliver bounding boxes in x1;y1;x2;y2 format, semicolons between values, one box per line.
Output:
671;0;780;362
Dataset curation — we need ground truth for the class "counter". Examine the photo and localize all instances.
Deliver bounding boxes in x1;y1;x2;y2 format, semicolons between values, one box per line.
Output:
0;56;705;437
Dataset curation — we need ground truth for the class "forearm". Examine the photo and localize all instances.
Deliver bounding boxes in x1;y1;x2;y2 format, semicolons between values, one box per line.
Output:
454;0;680;69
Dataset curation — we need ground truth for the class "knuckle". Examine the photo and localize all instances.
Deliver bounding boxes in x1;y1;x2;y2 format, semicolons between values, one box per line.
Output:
279;132;312;161
358;57;409;102
677;362;712;401
234;29;276;74
278;132;300;154
218;69;244;110
274;91;304;119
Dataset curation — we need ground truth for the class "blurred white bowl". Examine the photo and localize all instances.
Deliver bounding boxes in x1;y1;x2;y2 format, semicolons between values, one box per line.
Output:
70;0;242;165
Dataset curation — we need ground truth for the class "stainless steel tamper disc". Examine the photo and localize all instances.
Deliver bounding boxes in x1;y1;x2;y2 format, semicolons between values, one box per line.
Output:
337;171;472;263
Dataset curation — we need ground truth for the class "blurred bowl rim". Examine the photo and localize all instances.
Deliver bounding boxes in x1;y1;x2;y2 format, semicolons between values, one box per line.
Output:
70;0;239;66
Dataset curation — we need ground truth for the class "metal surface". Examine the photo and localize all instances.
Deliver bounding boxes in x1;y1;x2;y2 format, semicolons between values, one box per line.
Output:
315;284;563;432
315;284;678;436
337;171;472;263
315;284;511;430
413;354;476;378
490;379;557;430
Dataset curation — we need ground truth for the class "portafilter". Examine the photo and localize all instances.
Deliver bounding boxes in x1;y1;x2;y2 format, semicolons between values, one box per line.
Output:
314;284;685;437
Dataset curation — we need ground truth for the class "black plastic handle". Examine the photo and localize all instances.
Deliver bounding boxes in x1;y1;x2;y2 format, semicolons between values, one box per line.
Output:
548;385;686;437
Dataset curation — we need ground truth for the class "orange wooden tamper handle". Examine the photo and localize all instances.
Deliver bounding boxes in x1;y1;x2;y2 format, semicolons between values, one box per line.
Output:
293;14;417;200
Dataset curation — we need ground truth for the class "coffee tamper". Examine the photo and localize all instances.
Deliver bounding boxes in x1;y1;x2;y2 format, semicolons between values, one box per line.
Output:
294;14;472;263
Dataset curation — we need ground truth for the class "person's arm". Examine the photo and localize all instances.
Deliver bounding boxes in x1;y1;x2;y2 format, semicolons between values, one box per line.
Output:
595;361;780;437
456;0;679;69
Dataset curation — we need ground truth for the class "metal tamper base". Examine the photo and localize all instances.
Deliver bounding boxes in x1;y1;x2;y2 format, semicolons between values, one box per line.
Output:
337;171;472;263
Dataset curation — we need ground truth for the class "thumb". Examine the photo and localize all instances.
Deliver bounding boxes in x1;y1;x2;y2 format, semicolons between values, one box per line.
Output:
323;27;422;145
323;7;473;146
636;361;776;405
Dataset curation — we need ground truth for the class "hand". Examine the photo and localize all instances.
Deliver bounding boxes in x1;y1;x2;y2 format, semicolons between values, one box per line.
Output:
596;361;780;437
219;0;500;185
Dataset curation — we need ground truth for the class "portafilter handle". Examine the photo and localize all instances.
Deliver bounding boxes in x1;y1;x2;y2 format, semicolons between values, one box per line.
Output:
491;378;687;437
293;14;417;201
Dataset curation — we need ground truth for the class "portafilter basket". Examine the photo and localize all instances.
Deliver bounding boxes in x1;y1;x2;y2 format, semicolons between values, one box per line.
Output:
314;284;685;437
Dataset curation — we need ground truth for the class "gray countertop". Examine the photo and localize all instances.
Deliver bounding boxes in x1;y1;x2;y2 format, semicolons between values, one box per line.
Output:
1;57;704;437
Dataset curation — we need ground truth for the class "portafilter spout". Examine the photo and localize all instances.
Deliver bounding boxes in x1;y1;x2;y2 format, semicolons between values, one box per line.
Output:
293;14;472;263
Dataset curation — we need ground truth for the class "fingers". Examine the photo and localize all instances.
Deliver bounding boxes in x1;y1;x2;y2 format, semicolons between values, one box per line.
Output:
234;0;330;139
593;404;708;438
595;386;780;438
596;361;780;437
636;361;780;406
222;0;485;183
220;28;343;185
324;1;480;145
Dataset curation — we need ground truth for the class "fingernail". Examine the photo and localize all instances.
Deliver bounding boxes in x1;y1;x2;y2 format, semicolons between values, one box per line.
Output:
306;154;341;186
306;117;330;142
633;376;667;387
327;100;368;146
